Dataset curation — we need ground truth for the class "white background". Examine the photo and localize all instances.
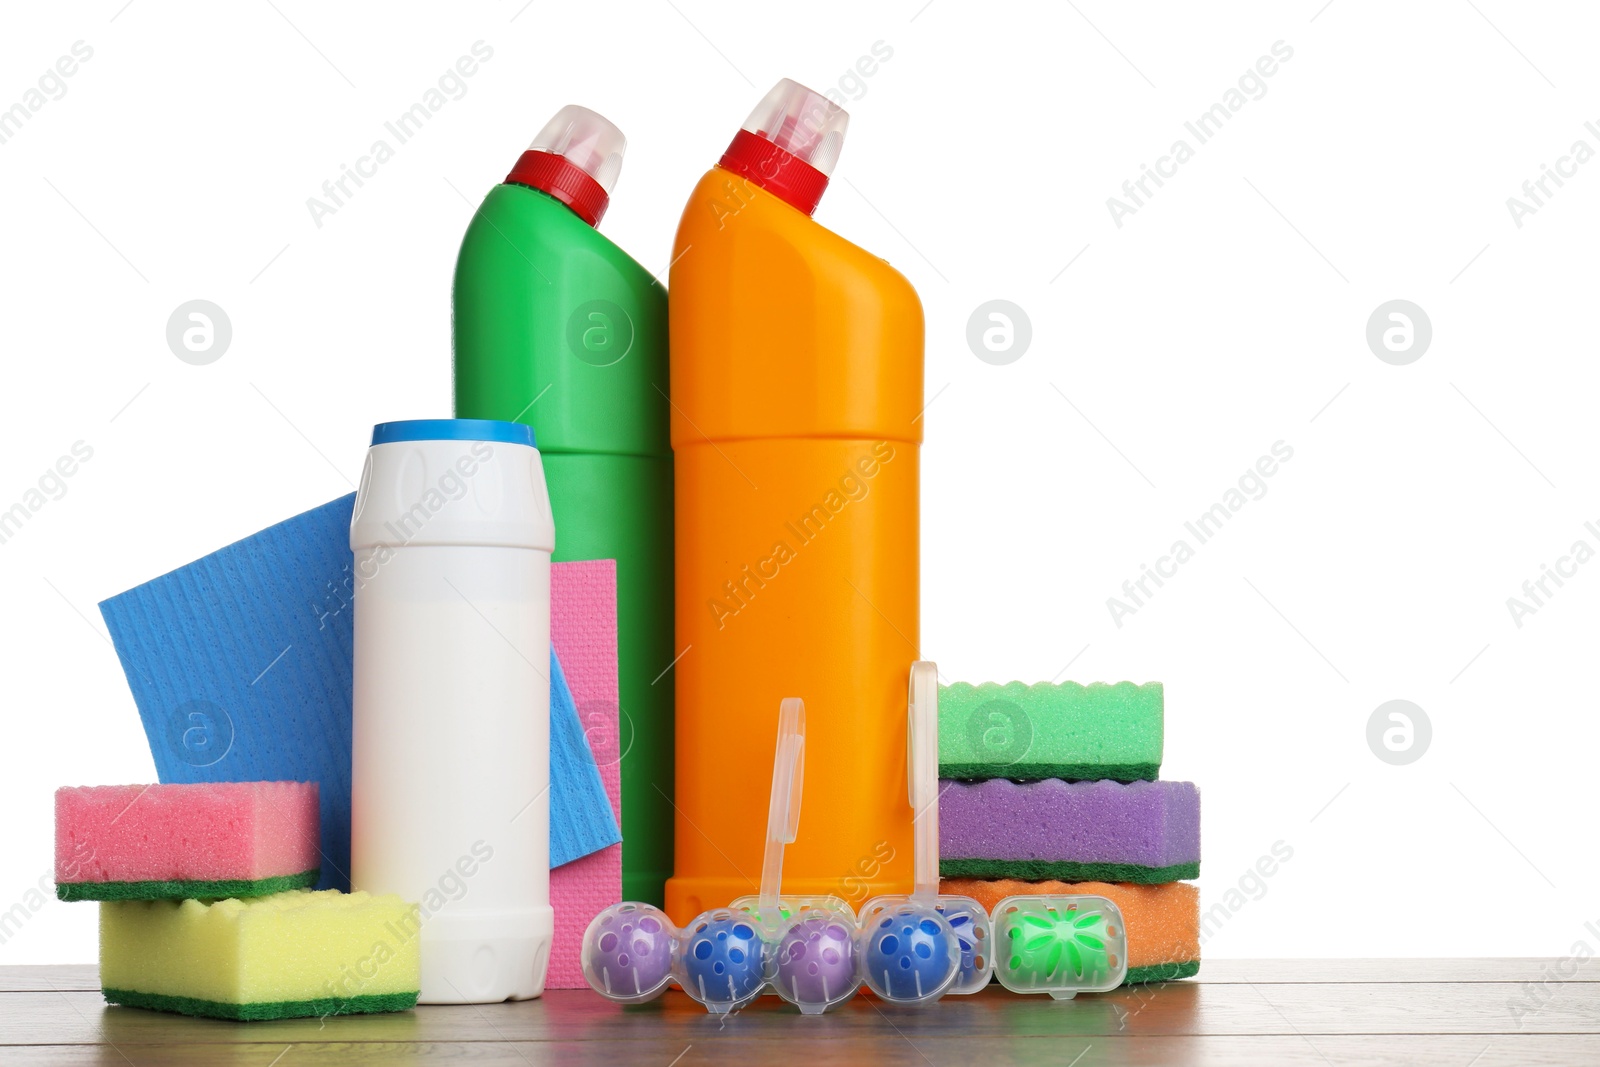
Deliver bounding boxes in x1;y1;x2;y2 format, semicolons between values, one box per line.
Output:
2;0;1596;964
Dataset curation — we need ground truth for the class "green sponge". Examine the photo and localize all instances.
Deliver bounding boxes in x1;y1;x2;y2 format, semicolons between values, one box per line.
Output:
938;681;1162;780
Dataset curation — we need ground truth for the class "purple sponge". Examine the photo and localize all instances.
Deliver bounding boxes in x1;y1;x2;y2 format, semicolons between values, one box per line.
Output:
939;779;1199;883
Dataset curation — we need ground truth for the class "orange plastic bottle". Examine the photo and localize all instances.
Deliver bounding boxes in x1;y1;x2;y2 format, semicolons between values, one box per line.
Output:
665;80;924;923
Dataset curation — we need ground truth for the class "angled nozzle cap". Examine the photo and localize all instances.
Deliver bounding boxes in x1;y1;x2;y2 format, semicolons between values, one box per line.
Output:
530;105;626;193
505;105;626;227
742;78;848;177
720;79;849;216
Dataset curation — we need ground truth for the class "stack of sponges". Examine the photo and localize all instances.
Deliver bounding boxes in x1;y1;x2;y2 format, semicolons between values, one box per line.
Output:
936;681;1201;984
56;782;421;1020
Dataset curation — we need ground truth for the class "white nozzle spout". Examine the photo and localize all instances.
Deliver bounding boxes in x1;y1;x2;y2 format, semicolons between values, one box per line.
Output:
528;104;627;194
741;78;849;177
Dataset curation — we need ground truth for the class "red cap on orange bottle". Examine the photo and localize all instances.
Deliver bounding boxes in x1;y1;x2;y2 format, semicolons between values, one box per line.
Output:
719;79;849;216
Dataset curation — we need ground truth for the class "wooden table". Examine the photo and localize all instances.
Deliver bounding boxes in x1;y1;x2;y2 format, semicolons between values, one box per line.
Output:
4;960;1598;1064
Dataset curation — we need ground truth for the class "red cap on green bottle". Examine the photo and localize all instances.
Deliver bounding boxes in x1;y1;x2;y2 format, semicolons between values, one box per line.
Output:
505;105;626;227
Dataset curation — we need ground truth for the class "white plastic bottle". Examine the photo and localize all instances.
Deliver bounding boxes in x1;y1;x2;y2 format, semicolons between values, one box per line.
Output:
350;418;554;1003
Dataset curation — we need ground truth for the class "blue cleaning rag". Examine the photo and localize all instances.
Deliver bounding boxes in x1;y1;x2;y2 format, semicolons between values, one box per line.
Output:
98;493;620;889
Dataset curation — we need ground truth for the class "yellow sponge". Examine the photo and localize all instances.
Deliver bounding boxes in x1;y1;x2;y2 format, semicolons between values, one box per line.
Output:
100;889;421;1020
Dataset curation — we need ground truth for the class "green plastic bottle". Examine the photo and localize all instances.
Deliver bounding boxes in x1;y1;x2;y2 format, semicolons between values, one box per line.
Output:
452;105;672;906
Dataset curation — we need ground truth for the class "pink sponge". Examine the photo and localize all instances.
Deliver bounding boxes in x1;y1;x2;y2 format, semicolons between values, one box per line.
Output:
56;782;320;901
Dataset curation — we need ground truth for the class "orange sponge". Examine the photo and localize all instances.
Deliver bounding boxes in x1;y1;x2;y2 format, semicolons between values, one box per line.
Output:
942;878;1198;984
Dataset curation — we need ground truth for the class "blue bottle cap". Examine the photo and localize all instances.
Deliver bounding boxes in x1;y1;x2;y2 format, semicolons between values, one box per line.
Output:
371;419;535;448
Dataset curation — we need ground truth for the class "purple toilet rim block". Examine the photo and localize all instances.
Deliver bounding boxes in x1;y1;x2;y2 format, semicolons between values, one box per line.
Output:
938;778;1200;883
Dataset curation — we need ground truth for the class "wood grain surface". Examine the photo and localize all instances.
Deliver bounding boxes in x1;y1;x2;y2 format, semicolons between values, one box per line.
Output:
3;961;1597;1065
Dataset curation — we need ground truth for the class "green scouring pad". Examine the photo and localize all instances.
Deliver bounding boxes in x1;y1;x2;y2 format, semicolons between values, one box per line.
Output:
1126;960;1201;984
938;681;1162;780
939;859;1199;883
99;988;417;1021
58;870;318;903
